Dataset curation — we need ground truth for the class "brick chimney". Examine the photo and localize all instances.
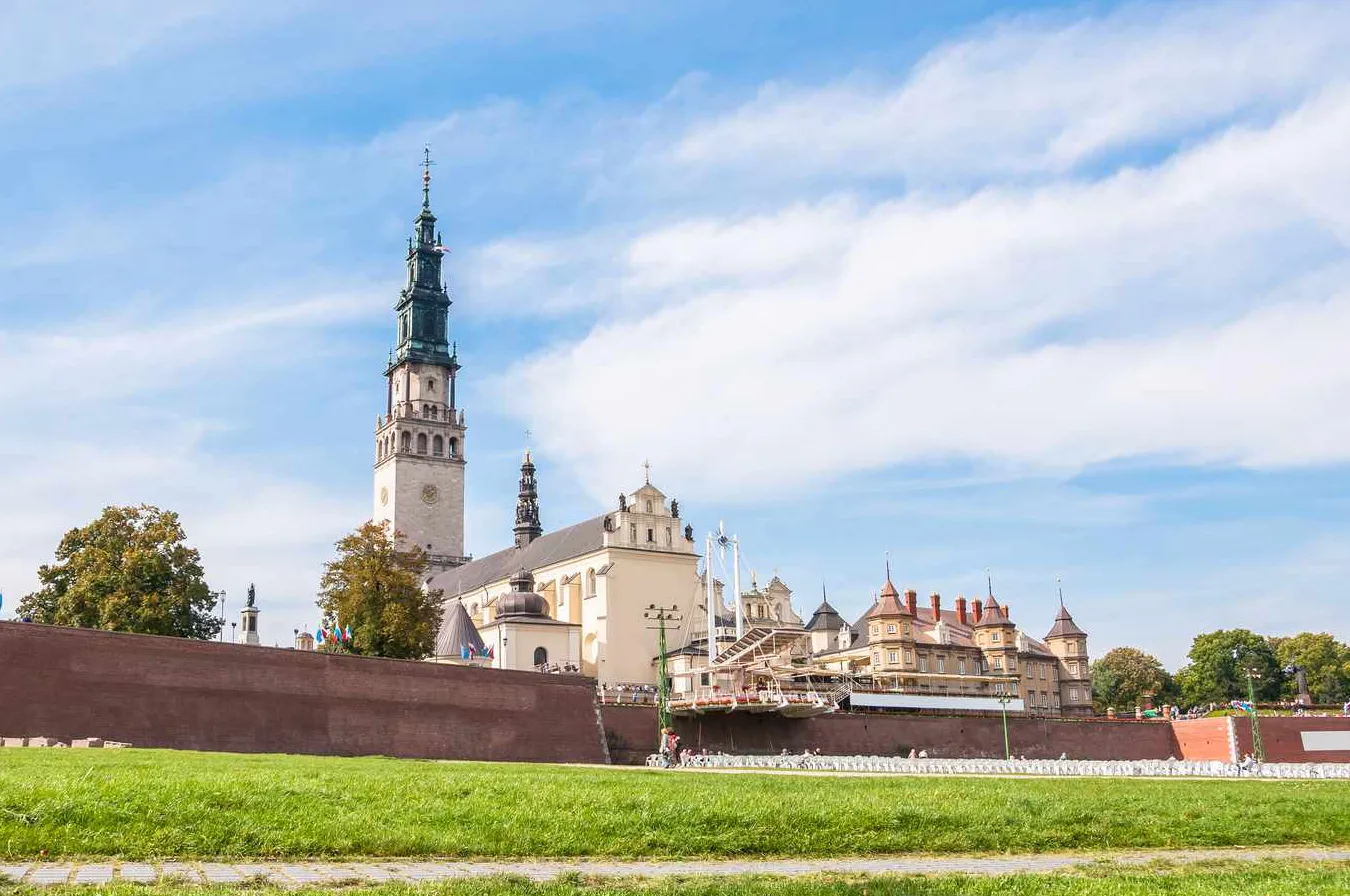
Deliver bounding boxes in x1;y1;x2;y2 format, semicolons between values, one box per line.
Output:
904;589;918;616
972;599;983;623
929;592;941;623
955;595;968;626
1003;602;1011;620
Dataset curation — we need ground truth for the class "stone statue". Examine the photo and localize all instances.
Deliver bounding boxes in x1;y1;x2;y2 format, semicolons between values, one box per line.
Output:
618;493;627;511
670;498;679;518
246;583;256;608
684;524;693;541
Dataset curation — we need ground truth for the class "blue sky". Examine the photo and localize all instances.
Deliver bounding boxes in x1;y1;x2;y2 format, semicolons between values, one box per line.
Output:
2;0;1348;666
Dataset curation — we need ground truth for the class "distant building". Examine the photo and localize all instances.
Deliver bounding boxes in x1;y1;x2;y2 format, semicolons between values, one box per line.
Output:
802;575;1090;715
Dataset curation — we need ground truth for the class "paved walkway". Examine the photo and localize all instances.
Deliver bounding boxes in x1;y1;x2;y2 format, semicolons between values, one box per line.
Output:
1;847;1347;886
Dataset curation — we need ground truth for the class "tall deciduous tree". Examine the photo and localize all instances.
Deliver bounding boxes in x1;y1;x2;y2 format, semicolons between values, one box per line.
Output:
18;504;221;639
1269;632;1350;704
1175;628;1281;707
317;521;443;659
1089;647;1176;713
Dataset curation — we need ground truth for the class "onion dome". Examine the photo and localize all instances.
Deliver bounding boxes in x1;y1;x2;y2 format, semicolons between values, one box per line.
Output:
496;569;551;618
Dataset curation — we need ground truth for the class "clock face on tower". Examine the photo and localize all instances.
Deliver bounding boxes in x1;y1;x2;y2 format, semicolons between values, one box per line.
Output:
421;485;439;505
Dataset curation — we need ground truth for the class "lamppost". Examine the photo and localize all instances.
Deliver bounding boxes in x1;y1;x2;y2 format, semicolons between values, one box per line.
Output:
1233;648;1265;762
230;621;237;643
996;689;1013;761
214;590;227;641
644;603;683;747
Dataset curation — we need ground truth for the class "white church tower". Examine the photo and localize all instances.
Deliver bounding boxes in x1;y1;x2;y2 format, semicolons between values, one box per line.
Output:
372;150;468;573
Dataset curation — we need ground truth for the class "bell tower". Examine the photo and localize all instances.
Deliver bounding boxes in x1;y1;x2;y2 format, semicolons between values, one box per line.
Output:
372;149;468;572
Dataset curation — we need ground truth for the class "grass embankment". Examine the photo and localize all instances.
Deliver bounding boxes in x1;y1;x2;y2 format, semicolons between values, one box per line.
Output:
3;865;1350;896
1;750;1348;860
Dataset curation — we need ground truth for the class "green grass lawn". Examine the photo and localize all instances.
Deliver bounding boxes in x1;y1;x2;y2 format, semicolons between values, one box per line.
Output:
0;750;1347;860
2;865;1350;896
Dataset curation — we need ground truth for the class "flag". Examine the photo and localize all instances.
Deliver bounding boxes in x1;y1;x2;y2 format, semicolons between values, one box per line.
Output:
344;625;353;641
485;644;495;659
314;627;322;643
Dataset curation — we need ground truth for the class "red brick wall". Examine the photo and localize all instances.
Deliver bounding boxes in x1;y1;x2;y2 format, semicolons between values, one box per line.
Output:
602;705;1176;763
1170;717;1234;762
0;622;608;764
1233;716;1350;763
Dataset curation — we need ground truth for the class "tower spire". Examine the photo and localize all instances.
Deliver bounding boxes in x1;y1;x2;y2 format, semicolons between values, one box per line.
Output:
513;449;542;549
421;145;434;210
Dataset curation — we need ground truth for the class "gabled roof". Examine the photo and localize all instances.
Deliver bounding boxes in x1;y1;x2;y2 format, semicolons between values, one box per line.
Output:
434;601;487;658
430;513;608;598
1045;602;1086;639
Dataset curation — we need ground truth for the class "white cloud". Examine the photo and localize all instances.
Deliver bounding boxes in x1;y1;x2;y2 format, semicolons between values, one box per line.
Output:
503;80;1350;502
672;0;1350;180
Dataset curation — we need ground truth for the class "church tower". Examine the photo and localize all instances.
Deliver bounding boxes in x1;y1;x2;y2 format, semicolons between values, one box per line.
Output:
513;450;542;549
373;151;467;573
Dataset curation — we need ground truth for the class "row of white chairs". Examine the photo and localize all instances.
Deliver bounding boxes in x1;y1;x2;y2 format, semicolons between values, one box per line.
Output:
656;752;1350;778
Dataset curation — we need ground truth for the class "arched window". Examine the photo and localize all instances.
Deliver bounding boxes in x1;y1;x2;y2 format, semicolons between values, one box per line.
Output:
400;431;411;452
432;435;444;456
416;433;428;454
426;378;436;393
448;437;458;457
533;646;548;666
645;500;652;513
586;569;597;598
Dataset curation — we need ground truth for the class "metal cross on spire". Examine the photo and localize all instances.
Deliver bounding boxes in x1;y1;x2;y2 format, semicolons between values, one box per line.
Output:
642;459;651;485
1057;575;1064;607
421;145;436;208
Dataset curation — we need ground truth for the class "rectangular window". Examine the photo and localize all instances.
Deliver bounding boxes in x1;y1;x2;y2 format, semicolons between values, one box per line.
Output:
918;655;928;672
904;649;913;664
903;624;911;636
1039;665;1046;679
629;523;637;542
991;632;1000;643
993;658;1003;671
1068;642;1076;654
936;656;946;673
887;624;897;634
1008;657;1016;672
1068;662;1077;675
1069;688;1078;701
957;658;966;675
871;625;879;636
888;650;898;664
872;652;880;665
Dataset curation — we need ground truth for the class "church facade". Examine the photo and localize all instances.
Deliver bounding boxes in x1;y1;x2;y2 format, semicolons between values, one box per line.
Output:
428;457;703;685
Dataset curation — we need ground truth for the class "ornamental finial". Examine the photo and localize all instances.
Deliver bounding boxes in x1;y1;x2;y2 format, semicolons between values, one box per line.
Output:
421;145;434;209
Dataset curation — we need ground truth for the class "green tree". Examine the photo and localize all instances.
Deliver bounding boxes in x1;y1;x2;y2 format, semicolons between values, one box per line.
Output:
317;521;443;659
1269;632;1350;704
1089;647;1176;713
17;504;221;639
1175;628;1281;707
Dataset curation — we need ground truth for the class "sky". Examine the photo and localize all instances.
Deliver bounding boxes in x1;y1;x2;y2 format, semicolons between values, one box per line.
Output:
1;0;1347;667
